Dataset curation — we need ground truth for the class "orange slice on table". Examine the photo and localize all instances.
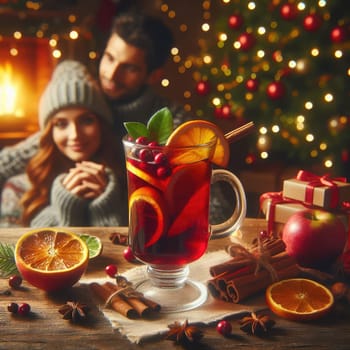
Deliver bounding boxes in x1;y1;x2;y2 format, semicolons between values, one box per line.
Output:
15;228;89;292
266;278;334;321
166;120;230;167
129;186;167;247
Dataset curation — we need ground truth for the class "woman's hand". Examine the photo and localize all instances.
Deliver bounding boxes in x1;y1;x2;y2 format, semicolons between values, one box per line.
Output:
62;161;108;199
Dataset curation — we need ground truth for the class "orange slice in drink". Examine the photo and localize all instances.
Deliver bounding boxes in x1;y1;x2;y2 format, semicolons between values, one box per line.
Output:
129;187;167;247
165;160;210;217
126;161;167;192
166;120;230;167
15;228;89;292
168;183;209;236
266;278;334;321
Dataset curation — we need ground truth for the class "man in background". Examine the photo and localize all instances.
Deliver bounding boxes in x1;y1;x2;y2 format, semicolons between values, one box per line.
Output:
0;11;188;195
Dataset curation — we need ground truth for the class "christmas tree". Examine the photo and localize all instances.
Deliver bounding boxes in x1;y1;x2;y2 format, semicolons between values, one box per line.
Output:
173;0;350;177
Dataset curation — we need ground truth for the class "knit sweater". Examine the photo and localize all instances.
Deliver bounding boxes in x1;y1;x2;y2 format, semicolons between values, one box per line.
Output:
30;168;126;227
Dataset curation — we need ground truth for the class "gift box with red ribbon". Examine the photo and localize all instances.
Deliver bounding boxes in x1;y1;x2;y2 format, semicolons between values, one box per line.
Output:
260;191;349;238
282;170;350;210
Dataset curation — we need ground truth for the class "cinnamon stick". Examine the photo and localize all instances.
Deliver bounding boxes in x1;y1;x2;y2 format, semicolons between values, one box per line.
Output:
90;282;139;319
209;258;299;303
211;239;286;277
139;296;161;313
208;240;300;303
208;253;292;299
250;238;286;257
103;282;159;317
210;258;253;277
224;121;255;144
226;263;299;303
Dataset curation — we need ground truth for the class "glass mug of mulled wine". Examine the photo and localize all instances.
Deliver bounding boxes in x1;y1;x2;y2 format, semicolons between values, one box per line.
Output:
123;136;246;312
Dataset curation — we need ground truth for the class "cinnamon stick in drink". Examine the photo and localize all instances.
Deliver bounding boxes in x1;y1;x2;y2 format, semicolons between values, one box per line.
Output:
224;121;255;144
89;282;139;319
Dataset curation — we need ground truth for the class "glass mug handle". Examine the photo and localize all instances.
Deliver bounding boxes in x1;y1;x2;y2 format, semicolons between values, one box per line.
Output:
210;169;247;239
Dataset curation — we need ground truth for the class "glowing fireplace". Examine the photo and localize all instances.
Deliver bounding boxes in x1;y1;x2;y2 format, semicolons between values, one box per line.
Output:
0;37;53;143
0;62;23;117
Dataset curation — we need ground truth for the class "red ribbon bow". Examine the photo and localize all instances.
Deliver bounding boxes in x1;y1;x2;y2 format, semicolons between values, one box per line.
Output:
296;170;346;209
259;192;298;235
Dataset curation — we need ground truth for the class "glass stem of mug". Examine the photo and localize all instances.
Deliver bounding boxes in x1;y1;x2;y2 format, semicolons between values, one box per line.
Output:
146;265;189;289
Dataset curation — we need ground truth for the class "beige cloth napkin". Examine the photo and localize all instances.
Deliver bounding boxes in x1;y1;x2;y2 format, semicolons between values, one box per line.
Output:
82;250;265;344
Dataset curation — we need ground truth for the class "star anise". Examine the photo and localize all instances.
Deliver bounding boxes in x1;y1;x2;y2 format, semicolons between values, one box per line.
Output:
109;232;128;246
166;320;203;345
58;301;89;323
239;312;275;336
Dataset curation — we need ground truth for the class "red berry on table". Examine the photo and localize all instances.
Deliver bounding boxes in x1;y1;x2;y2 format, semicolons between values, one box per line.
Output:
18;303;31;316
216;320;232;336
123;246;136;262
8;275;23;289
105;264;118;278
7;302;19;314
259;230;269;241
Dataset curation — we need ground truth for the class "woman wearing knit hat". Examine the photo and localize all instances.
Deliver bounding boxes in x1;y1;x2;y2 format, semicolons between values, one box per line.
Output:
18;60;127;227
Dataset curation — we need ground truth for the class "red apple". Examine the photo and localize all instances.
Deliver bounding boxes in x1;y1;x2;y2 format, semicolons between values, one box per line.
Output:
282;209;347;269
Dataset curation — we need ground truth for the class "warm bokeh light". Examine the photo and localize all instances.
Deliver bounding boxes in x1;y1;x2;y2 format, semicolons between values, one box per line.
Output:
52;49;62;59
69;30;79;40
161;78;170;87
9;48;18;56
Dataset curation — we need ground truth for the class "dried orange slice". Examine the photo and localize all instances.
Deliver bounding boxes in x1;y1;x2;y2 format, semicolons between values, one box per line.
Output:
129;187;167;247
15;228;89;292
166;120;230;167
266;278;334;321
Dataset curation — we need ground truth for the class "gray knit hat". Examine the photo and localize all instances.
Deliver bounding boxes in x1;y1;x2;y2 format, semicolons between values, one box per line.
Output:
38;60;113;129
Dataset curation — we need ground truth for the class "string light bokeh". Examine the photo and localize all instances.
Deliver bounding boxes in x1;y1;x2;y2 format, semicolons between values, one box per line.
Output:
0;1;100;64
160;0;350;175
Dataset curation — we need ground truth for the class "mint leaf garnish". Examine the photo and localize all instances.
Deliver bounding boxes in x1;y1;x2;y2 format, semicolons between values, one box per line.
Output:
147;107;173;144
123;107;173;144
123;122;149;140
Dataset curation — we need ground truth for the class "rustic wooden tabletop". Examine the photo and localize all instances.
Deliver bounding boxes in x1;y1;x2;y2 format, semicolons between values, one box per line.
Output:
0;219;349;350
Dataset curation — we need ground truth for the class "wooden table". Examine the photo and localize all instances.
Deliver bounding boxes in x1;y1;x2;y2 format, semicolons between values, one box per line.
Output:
0;218;349;349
